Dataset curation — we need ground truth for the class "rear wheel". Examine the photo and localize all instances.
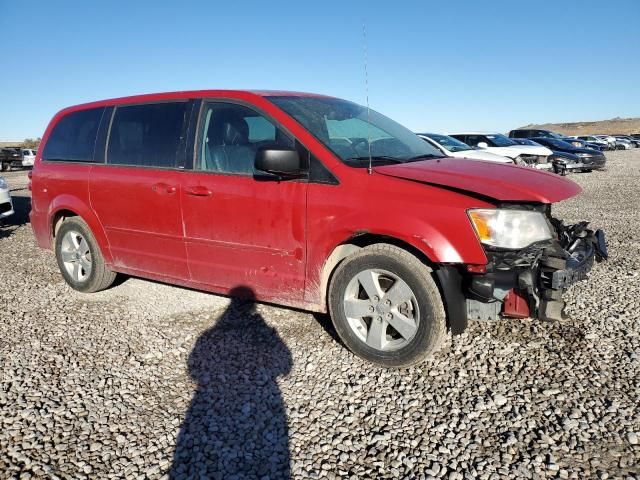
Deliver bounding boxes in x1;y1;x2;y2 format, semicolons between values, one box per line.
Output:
328;243;446;368
55;217;117;293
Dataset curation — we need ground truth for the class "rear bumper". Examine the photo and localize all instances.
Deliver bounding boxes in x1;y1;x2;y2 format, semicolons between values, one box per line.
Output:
29;210;51;249
462;220;607;324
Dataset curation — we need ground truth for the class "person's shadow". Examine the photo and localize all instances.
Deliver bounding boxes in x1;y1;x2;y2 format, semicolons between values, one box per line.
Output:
170;286;292;479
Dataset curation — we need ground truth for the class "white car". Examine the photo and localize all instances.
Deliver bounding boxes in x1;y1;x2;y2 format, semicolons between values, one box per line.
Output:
0;176;14;221
21;149;36;167
573;136;610;150
614;137;633;150
449;132;554;170
594;135;617;149
417;133;513;163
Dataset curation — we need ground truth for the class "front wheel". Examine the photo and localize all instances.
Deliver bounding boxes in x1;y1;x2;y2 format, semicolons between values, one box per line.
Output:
55;217;117;293
328;244;446;368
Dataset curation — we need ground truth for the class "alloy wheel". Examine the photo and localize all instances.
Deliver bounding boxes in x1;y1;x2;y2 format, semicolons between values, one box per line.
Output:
342;268;420;351
60;230;92;282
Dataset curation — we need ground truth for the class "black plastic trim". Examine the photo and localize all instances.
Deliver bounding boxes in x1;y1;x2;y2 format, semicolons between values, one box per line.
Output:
436;266;467;335
94;106;113;164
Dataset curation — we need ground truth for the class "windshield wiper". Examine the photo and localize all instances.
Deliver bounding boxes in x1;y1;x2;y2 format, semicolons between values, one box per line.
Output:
405;153;444;162
344;156;404;165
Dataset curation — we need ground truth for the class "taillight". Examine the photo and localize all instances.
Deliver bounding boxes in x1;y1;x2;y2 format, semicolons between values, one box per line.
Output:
28;170;32;191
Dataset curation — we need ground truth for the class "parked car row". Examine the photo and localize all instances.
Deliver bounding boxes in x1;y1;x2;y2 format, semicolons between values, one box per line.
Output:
415;129;606;175
511;128;640;150
0;147;36;171
27;90;608;366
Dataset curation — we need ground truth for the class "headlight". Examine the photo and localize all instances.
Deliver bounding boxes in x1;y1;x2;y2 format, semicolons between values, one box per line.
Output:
0;177;7;189
468;209;553;249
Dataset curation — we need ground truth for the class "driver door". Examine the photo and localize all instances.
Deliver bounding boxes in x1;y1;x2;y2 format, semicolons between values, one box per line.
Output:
180;101;308;299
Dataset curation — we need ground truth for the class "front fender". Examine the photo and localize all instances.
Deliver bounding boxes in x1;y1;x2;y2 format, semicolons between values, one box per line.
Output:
327;209;487;265
305;209;488;309
48;194;113;264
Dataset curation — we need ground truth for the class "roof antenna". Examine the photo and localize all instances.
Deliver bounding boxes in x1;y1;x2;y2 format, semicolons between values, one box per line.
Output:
362;20;373;175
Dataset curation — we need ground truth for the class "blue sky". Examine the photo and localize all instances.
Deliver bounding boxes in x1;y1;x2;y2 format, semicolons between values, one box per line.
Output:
1;0;638;140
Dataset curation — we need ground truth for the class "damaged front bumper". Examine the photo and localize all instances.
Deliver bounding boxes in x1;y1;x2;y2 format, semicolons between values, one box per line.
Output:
464;219;608;323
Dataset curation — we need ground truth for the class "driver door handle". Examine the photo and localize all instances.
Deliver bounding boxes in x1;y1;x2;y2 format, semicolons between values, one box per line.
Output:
151;182;176;194
185;186;212;197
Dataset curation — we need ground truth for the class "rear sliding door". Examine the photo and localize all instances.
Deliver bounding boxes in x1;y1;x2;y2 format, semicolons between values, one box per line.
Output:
89;101;191;280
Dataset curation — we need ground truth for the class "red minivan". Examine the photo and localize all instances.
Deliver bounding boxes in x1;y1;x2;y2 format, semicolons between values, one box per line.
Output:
30;90;607;366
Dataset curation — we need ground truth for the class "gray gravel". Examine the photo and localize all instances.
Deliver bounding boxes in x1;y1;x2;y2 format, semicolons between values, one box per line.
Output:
1;151;639;479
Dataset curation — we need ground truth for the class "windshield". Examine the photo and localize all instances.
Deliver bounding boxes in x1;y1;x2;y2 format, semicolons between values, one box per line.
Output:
425;134;471;152
267;96;443;166
545;131;565;139
543;138;575;149
485;134;517;147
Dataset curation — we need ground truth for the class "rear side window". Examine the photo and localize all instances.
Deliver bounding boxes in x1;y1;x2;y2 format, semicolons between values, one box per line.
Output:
107;102;188;168
42;108;104;162
464;135;481;146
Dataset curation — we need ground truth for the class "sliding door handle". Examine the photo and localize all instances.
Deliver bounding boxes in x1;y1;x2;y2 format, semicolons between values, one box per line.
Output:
185;186;212;197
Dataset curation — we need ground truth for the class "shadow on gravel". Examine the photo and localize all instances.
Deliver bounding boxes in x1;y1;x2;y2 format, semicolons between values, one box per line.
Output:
0;193;30;239
170;286;292;479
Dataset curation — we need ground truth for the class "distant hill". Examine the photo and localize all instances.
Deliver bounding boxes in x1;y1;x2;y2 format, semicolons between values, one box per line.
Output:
519;117;640;136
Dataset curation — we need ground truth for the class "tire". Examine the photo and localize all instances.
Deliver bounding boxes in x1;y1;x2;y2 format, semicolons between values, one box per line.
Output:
328;243;446;368
1;162;9;172
55;217;117;293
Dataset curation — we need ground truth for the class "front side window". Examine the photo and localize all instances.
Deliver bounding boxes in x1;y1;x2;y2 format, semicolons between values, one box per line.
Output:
107;102;187;168
268;96;442;167
197;102;294;175
463;135;481;147
42;108;104;162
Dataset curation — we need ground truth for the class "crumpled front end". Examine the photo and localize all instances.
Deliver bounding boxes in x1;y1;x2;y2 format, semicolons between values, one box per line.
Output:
464;209;607;323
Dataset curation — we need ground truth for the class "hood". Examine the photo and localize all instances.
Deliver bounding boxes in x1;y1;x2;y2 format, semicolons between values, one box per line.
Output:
451;149;512;163
550;150;580;161
484;145;553;158
575;147;604;156
374;157;581;203
557;144;603;155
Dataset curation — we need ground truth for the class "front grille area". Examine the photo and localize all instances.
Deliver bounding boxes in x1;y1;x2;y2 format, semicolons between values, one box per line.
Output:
520;154;547;164
0;202;12;214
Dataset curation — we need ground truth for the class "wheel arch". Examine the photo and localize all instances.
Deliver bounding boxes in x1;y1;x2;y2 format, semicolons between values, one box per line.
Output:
48;195;113;264
317;233;439;310
316;233;469;336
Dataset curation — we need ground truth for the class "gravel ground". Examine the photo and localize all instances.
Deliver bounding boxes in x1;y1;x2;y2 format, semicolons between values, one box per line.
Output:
1;151;639;480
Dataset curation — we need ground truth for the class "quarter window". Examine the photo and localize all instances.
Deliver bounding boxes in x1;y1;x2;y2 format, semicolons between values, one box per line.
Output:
42;108;104;162
197;102;294;175
107;102;188;168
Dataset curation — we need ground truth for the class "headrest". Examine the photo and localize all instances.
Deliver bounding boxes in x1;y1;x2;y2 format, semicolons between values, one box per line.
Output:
209;112;249;146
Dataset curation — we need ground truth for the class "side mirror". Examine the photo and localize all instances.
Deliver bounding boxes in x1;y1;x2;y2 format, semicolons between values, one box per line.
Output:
477;142;488;149
255;147;303;177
